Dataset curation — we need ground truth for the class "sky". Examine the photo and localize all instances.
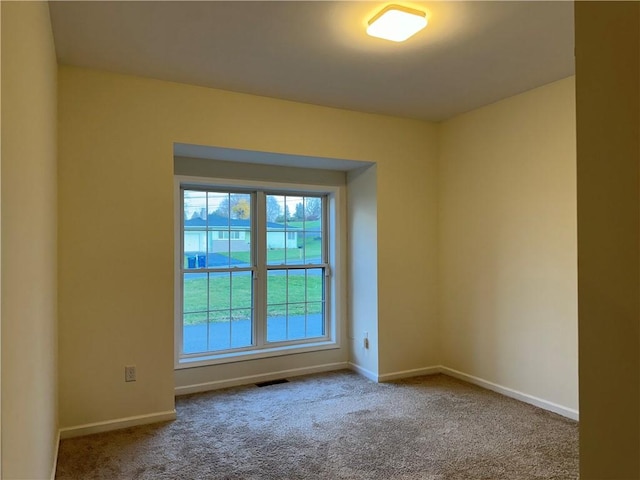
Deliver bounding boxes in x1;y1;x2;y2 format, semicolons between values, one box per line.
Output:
183;190;311;221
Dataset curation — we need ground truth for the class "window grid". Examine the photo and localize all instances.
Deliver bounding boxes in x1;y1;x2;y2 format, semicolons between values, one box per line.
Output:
180;188;329;360
264;193;327;344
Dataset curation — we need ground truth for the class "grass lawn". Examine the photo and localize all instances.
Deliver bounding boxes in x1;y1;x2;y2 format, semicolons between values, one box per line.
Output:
183;268;324;324
266;237;322;264
286;220;321;229
183;235;326;325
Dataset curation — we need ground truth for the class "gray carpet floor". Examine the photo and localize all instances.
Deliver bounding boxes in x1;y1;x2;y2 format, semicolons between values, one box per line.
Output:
55;371;578;479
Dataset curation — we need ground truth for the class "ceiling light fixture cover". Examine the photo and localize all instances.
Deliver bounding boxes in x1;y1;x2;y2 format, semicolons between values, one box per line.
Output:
367;4;427;42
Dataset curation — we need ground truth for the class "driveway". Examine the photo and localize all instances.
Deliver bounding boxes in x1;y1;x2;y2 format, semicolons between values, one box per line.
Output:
182;314;324;354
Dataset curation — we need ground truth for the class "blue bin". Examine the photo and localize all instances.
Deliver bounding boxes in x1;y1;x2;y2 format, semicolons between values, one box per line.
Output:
187;256;196;268
197;255;206;268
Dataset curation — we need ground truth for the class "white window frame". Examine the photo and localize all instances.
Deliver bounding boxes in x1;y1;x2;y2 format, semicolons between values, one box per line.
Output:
174;175;344;369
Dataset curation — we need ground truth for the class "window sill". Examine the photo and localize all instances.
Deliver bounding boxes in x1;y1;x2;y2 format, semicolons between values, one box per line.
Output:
175;340;339;370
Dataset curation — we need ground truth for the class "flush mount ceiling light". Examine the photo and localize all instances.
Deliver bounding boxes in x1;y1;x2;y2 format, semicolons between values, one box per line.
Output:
366;4;427;42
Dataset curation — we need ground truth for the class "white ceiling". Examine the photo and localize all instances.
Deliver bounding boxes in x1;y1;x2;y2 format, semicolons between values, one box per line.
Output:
49;1;575;122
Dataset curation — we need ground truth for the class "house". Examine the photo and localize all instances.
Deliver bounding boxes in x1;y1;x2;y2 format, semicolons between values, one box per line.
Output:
183;213;298;258
2;2;639;479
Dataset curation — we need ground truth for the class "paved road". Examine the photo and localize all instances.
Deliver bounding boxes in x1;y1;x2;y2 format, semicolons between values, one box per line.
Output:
182;314;324;354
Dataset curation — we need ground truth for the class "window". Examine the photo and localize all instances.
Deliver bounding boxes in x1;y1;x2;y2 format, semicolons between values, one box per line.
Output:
177;183;336;366
216;231;242;240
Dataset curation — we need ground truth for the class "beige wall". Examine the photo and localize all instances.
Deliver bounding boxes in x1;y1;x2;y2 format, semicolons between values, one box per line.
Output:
575;2;640;478
378;128;440;375
1;3;3;470
347;165;379;376
1;2;59;478
57;66;438;428
438;77;578;412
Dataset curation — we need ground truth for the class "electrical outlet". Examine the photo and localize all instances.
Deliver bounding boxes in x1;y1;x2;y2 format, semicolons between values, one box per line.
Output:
363;331;369;349
125;365;136;382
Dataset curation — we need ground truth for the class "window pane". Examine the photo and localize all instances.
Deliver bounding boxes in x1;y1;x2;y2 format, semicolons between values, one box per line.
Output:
208;192;230;224
206;193;223;266
266;231;286;265
229;193;251;222
265;192;286;265
266;305;286;343
307;269;323;303
266;268;324;343
286;195;302;265
266;194;283;223
183;190;207;227
286;312;306;340
286;233;301;263
190;271;255;352
183;312;208;354
229;229;251;268
285;195;302;228
267;270;287;342
208;230;230;268
208;312;231;352
266;203;285;255
266;194;306;266
287;270;305;305
183;273;207;313
302;231;323;264
184;231;206;269
231;271;252;309
265;194;323;267
185;192;252;269
267;270;285;305
306;302;325;337
230;308;252;348
209;272;230;311
303;197;322;227
303;196;323;264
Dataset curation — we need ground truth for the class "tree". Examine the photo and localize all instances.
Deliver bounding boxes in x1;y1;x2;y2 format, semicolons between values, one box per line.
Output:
266;196;281;222
215;194;251;219
304;197;321;220
294;202;305;221
276;205;293;223
231;199;250;219
215;197;231;218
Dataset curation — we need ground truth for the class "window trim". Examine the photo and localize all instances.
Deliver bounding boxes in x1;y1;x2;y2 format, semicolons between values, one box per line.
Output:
174;175;344;369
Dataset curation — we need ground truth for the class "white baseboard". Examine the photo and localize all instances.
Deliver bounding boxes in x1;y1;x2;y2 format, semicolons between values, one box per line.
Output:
348;362;379;382
57;364;576;443
348;363;578;421
378;366;441;382
175;362;348;396
348;364;441;382
50;429;60;480
59;410;177;439
440;366;579;421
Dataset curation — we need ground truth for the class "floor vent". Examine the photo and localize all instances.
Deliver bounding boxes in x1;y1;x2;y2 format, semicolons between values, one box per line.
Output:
255;379;289;387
